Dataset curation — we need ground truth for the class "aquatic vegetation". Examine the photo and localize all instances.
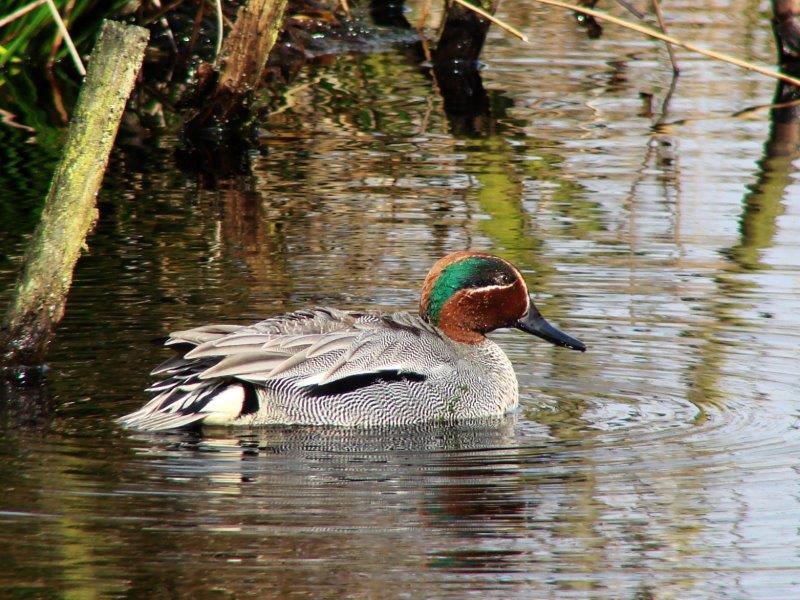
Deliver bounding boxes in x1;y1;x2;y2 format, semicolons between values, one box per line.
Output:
0;0;130;69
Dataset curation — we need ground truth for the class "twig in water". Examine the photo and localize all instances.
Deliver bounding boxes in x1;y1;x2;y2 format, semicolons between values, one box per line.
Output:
419;35;432;63
616;0;678;73
651;0;678;73
732;96;800;118
0;0;45;28
0;109;36;132
616;0;644;20
44;0;85;75
140;0;183;25
530;0;800;87
450;0;530;43
150;0;178;52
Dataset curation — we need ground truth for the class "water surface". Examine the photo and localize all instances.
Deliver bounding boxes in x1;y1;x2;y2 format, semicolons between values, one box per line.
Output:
1;2;800;597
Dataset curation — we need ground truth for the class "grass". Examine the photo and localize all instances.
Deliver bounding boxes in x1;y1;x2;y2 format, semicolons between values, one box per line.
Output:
0;0;129;69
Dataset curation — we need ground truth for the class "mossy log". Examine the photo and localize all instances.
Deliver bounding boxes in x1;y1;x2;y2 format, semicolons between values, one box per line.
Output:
0;20;149;372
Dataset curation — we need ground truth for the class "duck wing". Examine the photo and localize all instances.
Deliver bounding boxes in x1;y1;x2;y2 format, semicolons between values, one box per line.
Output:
186;311;449;385
118;309;453;431
167;307;360;351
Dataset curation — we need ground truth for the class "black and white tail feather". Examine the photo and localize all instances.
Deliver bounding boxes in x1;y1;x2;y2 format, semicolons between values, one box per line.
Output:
117;308;446;431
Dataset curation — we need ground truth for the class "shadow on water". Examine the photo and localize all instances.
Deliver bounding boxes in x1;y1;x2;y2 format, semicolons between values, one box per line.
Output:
0;376;53;430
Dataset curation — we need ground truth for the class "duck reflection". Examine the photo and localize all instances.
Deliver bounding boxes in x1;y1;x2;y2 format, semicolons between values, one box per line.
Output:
121;417;536;589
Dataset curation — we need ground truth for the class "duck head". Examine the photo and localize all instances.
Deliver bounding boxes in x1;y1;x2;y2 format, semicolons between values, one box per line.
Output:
420;250;586;350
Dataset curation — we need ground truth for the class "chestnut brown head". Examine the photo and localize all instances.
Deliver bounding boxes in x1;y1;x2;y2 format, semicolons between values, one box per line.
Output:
420;251;586;351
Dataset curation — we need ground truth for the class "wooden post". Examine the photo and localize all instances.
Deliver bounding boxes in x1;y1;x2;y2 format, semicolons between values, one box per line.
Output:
431;0;498;134
773;0;800;61
185;0;289;132
434;0;499;68
0;20;149;372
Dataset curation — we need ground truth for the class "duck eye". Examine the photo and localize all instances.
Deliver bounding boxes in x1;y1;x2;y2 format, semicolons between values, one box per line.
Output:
494;272;513;285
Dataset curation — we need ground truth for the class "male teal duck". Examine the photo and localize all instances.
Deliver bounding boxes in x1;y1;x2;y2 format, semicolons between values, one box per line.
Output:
118;251;586;431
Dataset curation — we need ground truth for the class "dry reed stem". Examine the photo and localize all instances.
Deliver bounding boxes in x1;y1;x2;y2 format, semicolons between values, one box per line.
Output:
531;0;800;87
731;96;800;117
0;0;46;29
44;0;85;75
213;0;223;60
450;0;529;42
148;0;178;51
47;0;75;67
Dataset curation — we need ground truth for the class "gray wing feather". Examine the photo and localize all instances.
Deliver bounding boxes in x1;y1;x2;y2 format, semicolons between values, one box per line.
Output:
167;324;242;346
198;351;290;379
170;309;452;388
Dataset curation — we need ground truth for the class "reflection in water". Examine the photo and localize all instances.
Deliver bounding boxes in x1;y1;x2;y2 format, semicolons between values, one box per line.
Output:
1;1;800;597
728;80;800;270
117;421;526;595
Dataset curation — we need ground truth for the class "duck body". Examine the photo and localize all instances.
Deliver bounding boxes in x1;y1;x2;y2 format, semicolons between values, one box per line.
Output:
119;251;585;431
119;308;519;430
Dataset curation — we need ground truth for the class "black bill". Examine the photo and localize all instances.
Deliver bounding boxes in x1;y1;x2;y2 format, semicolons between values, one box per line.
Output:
516;305;586;352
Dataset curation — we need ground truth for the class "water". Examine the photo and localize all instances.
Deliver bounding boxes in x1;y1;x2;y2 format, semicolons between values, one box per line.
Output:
2;2;800;597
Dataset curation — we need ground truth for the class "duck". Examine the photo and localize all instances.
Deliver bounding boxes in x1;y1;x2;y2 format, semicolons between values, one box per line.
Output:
117;251;586;431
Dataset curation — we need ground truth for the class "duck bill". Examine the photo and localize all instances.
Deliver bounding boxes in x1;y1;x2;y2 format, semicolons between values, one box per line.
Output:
516;305;586;352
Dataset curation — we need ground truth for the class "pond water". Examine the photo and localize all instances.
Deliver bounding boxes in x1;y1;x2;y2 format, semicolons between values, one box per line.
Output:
2;1;800;597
